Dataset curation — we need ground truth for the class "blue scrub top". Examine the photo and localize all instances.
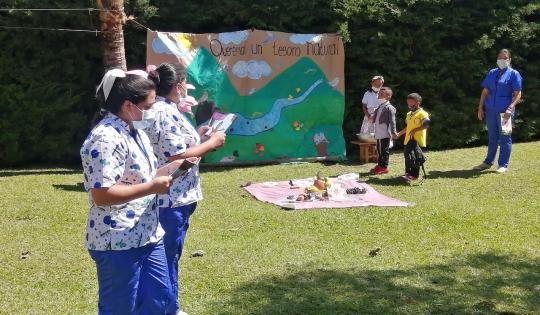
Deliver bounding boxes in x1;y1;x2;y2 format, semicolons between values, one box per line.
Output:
481;67;522;113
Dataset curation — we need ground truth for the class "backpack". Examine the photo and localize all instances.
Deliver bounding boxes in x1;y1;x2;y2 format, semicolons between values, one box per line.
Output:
405;139;427;179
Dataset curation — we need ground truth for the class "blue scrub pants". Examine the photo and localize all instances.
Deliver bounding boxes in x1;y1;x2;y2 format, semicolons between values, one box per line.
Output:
484;109;513;168
159;202;197;314
88;240;174;315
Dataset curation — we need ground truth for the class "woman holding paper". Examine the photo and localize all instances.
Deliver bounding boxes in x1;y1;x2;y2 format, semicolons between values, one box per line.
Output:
474;49;522;173
81;69;182;314
145;63;225;314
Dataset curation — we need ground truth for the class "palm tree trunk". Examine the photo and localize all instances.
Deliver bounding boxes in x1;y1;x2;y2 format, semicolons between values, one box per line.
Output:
96;0;127;71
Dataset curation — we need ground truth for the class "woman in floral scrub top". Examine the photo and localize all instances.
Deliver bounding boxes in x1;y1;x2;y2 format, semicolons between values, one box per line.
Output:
81;69;178;314
144;63;226;314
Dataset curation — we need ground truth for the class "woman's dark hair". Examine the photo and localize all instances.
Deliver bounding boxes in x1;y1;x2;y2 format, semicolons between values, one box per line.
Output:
148;63;186;96
93;74;155;125
195;100;216;126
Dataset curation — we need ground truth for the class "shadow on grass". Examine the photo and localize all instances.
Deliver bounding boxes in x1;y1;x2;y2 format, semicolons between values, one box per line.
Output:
212;253;539;315
427;169;494;179
365;176;408;186
52;183;85;192
0;169;80;177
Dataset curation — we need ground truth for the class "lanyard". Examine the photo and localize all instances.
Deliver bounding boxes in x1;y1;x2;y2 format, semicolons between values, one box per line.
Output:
131;130;153;173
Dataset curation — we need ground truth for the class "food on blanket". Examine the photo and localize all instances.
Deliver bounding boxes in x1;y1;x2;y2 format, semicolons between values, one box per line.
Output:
305;185;322;193
306;192;323;201
313;171;330;190
346;187;367;194
314;179;326;190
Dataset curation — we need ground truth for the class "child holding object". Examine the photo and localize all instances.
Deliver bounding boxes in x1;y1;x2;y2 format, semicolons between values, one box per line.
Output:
395;93;431;182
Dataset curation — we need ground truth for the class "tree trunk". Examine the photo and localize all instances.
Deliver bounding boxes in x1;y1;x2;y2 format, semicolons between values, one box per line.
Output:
96;0;127;71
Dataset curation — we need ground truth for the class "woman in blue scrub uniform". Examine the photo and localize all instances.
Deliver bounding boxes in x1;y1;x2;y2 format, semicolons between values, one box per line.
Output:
474;49;522;173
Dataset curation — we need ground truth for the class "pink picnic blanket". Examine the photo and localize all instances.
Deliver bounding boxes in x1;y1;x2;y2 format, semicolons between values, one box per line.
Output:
243;175;409;210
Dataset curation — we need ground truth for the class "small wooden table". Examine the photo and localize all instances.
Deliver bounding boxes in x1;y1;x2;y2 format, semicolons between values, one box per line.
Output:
351;140;378;164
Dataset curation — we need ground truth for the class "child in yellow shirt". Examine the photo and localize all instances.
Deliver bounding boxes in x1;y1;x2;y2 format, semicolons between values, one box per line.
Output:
395;93;431;181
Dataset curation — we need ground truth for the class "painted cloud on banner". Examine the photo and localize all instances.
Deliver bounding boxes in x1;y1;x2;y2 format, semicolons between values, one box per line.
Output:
152;32;189;56
289;34;322;45
232;60;272;80
219;30;249;45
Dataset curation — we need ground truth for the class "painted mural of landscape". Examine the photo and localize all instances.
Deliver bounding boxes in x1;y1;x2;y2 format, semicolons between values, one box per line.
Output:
147;30;346;164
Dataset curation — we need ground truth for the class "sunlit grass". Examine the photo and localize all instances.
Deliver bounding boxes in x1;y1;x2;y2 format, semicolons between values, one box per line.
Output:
0;142;538;314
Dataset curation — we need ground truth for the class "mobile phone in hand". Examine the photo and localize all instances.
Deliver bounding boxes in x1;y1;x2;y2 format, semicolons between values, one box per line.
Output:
170;158;198;179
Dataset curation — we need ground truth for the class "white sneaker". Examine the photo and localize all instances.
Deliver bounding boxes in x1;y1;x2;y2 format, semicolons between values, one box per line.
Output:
473;163;492;171
177;311;190;315
496;167;507;173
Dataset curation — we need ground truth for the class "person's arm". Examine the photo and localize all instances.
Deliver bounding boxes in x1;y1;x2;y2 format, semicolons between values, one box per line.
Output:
503;90;522;120
362;103;373;122
389;107;398;138
167;131;226;161
503;70;523;120
395;128;406;139
477;88;489;121
81;130;174;207
91;176;173;206
361;92;371;119
409;118;431;137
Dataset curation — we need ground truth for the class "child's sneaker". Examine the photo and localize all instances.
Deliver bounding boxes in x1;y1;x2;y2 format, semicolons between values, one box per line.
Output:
373;167;389;175
402;174;418;182
370;165;381;174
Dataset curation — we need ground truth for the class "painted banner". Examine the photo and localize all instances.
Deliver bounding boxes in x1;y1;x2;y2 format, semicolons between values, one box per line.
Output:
146;29;345;164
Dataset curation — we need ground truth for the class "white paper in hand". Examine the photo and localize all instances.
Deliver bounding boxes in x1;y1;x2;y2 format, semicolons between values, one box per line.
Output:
500;113;512;135
205;111;237;136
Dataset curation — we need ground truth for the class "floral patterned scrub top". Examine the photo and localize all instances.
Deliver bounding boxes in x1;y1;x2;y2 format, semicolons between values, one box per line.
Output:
80;113;164;251
143;96;203;208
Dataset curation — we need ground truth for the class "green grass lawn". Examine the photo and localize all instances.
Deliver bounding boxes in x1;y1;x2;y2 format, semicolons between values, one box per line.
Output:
0;142;539;314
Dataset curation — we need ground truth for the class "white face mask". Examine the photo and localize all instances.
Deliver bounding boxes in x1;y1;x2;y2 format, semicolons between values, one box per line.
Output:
497;59;510;70
131;104;155;130
377;98;387;105
372;86;380;92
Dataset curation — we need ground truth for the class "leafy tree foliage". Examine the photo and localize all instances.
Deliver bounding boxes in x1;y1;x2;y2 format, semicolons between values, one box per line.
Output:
0;0;538;166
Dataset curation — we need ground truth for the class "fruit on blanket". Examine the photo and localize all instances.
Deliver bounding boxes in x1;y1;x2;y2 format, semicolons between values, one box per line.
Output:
305;185;319;193
313;171;333;191
324;177;332;186
314;179;326;190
